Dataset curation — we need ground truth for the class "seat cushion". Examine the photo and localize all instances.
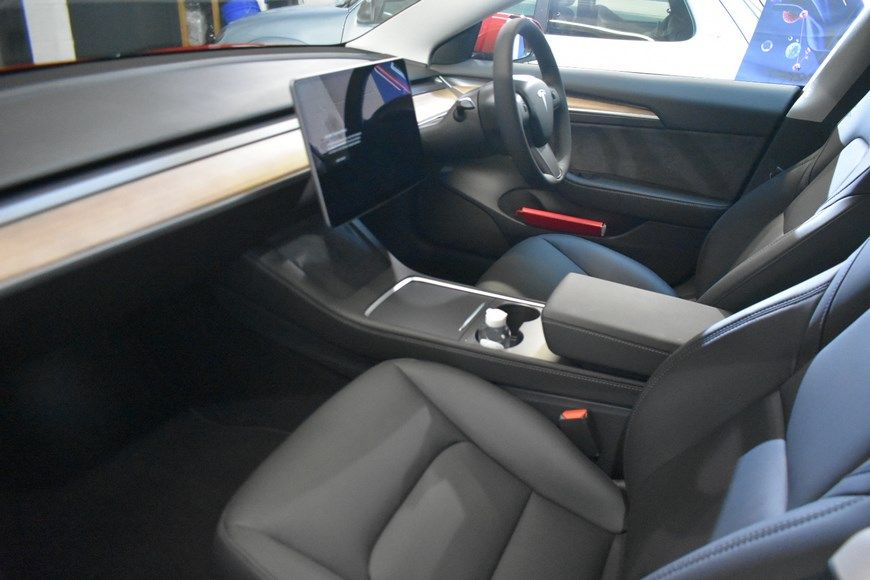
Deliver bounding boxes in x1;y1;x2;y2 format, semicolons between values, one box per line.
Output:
477;234;676;302
216;359;625;580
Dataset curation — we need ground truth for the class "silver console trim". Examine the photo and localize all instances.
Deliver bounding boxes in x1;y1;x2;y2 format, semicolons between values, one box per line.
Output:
364;276;545;317
458;302;487;333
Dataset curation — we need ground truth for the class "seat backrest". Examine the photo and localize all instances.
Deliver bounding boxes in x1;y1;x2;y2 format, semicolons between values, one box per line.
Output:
621;239;870;579
693;91;870;311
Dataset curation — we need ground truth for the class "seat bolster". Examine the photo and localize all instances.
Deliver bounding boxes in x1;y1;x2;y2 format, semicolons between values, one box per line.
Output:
624;270;832;490
697;194;870;311
644;497;870;580
216;524;343;580
479;234;674;301
397;359;626;533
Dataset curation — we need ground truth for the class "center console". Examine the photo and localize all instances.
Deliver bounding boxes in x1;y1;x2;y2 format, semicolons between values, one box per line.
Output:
221;218;732;475
365;277;558;362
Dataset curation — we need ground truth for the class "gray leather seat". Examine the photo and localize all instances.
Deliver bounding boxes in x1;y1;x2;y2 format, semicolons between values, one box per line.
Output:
216;240;870;579
478;92;870;311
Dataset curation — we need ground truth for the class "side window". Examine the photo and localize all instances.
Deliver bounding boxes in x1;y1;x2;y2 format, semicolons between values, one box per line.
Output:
472;0;864;88
548;0;694;42
735;0;865;86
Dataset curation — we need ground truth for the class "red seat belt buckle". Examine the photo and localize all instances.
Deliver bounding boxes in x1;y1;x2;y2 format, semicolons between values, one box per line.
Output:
515;207;607;237
558;408;600;459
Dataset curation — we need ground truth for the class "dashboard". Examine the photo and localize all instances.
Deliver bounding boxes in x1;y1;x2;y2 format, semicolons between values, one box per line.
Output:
0;49;461;295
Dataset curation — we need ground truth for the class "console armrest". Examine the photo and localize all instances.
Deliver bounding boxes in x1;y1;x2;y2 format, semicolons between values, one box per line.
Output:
543;274;729;376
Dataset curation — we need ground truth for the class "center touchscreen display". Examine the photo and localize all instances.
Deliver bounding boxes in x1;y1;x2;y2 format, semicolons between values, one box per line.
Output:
292;59;424;227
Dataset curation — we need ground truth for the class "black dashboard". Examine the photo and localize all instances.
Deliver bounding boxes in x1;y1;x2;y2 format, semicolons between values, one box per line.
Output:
0;47;436;195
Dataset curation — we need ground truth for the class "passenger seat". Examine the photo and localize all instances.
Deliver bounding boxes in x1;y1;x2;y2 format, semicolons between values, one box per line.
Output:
216;240;870;579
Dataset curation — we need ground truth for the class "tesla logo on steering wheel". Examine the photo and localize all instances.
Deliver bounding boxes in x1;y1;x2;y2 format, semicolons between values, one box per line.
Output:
537;88;548;111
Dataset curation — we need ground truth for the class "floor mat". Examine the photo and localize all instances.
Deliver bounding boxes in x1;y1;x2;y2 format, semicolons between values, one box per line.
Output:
6;411;285;579
2;291;354;579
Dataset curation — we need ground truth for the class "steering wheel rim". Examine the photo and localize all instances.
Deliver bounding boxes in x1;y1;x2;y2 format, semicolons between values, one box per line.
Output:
493;17;572;186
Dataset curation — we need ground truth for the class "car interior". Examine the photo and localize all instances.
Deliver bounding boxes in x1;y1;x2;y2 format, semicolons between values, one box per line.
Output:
1;0;868;578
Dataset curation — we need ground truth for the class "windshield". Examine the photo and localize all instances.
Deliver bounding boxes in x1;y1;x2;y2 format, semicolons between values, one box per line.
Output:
0;0;422;73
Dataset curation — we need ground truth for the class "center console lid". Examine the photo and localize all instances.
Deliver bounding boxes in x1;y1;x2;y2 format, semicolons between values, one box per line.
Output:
543;274;730;376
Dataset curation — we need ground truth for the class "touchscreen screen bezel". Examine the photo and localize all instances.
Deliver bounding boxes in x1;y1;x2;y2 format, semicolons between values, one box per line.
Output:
291;58;424;228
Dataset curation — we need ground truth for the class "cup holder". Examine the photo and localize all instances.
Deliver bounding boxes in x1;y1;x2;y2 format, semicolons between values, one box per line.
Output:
498;303;541;340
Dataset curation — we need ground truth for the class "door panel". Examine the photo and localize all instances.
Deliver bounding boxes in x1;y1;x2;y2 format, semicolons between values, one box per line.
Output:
568;123;765;203
419;62;799;284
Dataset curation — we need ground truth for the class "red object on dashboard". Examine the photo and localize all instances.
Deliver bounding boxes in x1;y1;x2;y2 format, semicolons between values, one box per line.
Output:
515;207;607;237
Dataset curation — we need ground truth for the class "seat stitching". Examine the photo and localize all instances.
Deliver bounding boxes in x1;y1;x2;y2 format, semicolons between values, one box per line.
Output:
815;238;868;349
242;267;646;393
646;497;865;579
487;489;535;578
542;237;589;273
545;319;672;355
394;363;617;528
220;519;282;580
816;166;868;213
543;237;672;294
805;139;838;186
367;439;469;575
643;283;828;403
624;283;828;482
238;524;347;580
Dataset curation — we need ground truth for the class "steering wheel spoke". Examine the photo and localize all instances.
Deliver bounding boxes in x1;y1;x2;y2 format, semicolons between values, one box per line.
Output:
550;86;565;111
532;144;562;179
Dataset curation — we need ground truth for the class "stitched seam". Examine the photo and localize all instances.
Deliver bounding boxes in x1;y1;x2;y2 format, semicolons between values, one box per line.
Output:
246;265;646;393
543;237;589;273
817;173;868;213
700;208;845;305
805;140;832;183
367;440;467;573
487;489;535;578
641;283;827;403
394;363;619;528
624;283;828;480
220;520;282;580
822;457;870;499
647;497;865;579
542;237;670;294
244;525;345;580
546;318;671;355
815;239;868;350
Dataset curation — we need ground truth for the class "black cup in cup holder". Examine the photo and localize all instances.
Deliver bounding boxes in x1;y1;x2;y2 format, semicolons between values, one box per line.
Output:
498;304;541;339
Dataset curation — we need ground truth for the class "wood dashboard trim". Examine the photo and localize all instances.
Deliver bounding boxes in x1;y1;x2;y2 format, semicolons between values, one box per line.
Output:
0;131;309;288
566;96;659;120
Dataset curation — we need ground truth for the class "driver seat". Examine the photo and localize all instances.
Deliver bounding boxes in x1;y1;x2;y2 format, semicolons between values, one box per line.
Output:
478;91;870;311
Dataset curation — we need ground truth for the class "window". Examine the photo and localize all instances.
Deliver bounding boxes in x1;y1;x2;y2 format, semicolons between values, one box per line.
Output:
0;0;425;72
474;0;865;87
547;0;693;42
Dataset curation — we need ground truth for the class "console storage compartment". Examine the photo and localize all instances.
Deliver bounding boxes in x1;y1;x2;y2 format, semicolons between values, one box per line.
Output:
543;274;729;376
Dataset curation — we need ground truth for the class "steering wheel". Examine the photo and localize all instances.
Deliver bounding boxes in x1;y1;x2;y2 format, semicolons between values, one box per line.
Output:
493;17;572;186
